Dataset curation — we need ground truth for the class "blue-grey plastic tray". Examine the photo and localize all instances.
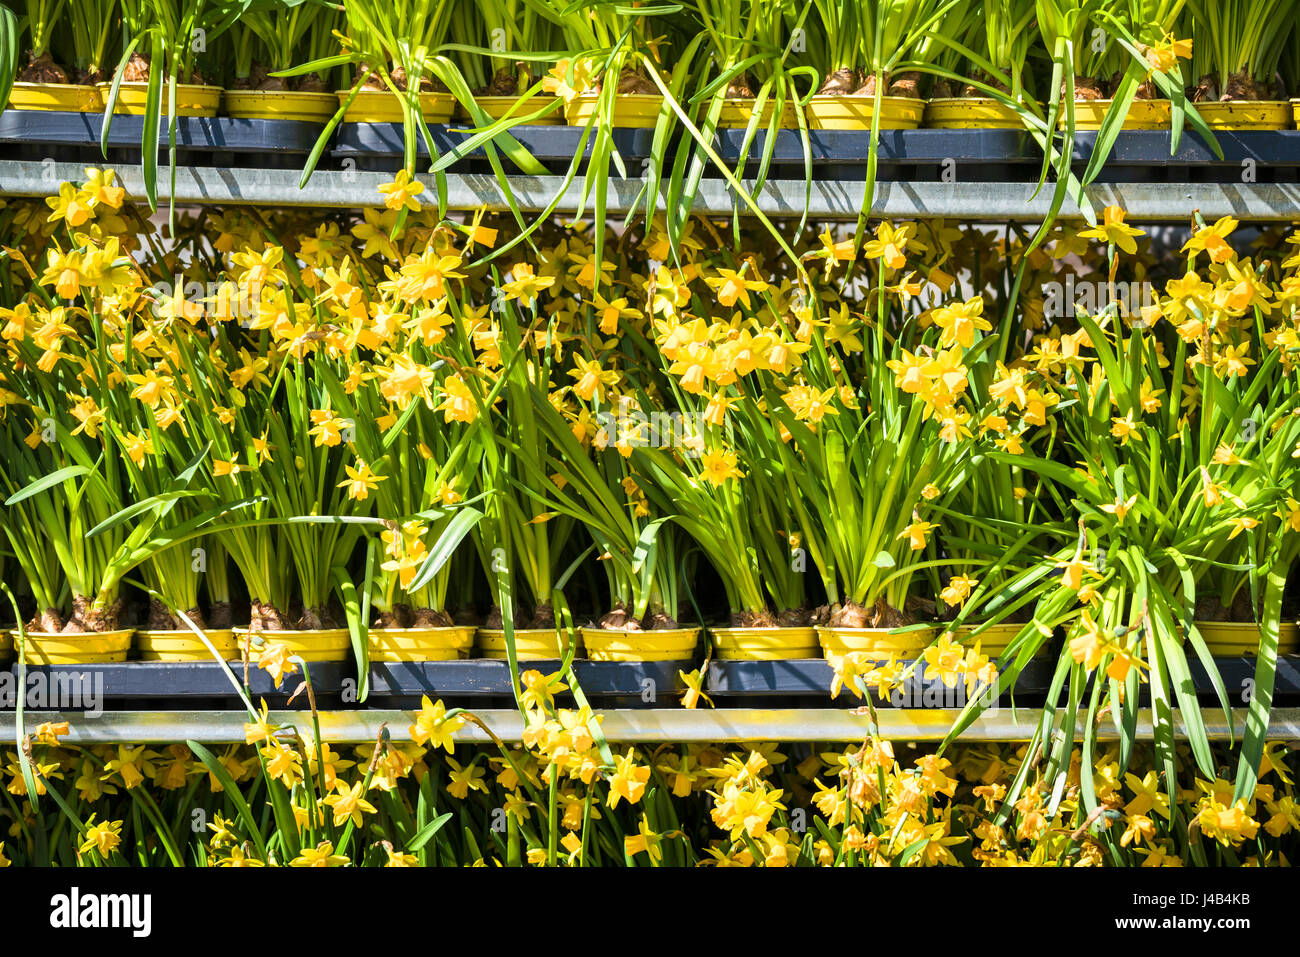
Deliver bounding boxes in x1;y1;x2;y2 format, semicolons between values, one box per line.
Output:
331;122;657;163
368;658;687;699
0;109;324;153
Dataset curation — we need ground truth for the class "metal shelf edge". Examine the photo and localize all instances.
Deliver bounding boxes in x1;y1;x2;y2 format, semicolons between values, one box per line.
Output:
4;161;1300;220
3;707;1297;743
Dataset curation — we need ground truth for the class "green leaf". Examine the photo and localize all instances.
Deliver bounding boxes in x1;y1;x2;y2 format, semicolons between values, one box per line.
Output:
187;740;269;860
405;506;485;593
4;465;92;506
407;812;454;851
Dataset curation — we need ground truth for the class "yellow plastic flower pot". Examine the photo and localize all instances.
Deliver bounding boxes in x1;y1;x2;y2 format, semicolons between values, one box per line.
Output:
1194;621;1300;656
1065;98;1169;130
0;630;11;661
1192;101;1290;130
805;94;923;130
11;629;134;665
234;628;351;663
223;89;338;122
468;94;562;126
581;627;700;662
816;625;935;659
710;626;819;660
925;97;1021;129
715;98;800;129
98;82;222;116
369;626;476;662
135;629;238;662
338;89;455;123
8;82;103;112
476;627;582;660
954;622;1026;657
564;93;663;128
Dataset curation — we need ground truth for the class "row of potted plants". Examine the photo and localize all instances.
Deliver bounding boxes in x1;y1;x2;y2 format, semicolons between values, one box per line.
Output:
6;0;1300;127
17;79;1300;131
2;165;1299;791
6;0;1300;232
8;604;1289;664
6;731;1292;866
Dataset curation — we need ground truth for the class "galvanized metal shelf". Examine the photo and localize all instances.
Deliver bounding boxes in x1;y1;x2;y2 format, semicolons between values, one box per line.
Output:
4;160;1300;221
4;707;1297;743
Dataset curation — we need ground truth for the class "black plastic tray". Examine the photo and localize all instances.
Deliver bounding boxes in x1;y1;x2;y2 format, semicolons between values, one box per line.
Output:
3;655;1289;711
712;128;1300;184
6;107;1295;182
331;122;658;168
368;658;687;706
715;128;1300;166
2;660;351;709
714;128;1030;166
706;654;1300;705
706;656;1053;702
0;109;324;154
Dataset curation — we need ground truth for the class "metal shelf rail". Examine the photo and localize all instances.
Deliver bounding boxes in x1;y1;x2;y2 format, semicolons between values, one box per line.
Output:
3;707;1298;744
4;160;1300;221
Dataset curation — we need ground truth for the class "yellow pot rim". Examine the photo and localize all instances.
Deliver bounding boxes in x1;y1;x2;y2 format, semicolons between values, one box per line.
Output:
711;625;821;660
816;625;936;656
581;627;699;661
1066;98;1170;129
8;82;104;112
369;625;474;661
137;628;238;661
234;628;352;660
806;94;923;130
1192;101;1291;129
710;625;819;640
570;92;663;103
715;98;801;128
1194;619;1300;651
925;96;1023;128
12;627;135;641
135;631;239;659
476;628;581;660
814;625;936;633
223;89;337;101
948;623;1030;656
952;622;1026;644
581;626;700;640
27;651;129;663
926;96;1012;105
98;81;221;115
564;93;664;128
338;89;454;123
136;628;237;639
338;89;454;99
9;634;133;654
223;89;339;120
470;94;563;125
99;81;218;91
807;94;923;104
